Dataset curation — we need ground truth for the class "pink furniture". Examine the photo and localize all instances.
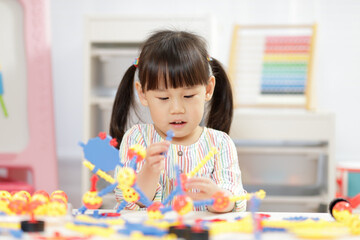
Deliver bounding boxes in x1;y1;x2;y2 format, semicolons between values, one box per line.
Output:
0;0;57;193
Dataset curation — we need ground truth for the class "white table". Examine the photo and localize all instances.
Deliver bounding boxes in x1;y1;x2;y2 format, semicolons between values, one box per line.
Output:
1;210;358;240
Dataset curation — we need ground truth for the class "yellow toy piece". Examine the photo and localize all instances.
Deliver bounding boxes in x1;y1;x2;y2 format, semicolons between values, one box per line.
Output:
47;200;67;216
83;161;116;184
66;222;115;237
187;147;218;178
0;190;11;200
230;189;266;202
75;214;125;225
210;215;253;235
333;209;352;223
82;191;103;209
0;198;12;215
122;186;140;203
117;167;137;188
29;201;48;216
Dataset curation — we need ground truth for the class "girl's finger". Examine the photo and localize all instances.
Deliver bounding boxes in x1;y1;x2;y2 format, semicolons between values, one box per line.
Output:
147;142;170;155
147;155;165;165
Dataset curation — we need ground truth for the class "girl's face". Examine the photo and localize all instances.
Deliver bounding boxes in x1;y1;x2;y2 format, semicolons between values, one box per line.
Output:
135;77;215;145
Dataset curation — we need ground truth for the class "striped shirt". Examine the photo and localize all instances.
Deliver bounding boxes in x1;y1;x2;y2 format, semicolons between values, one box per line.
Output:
114;124;246;212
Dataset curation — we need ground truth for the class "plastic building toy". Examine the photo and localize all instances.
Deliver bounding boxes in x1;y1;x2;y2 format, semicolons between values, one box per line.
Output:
79;131;262;222
79;132;153;214
82;175;103;209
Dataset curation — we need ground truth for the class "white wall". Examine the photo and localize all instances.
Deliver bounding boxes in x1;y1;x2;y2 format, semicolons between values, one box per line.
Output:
50;0;360;163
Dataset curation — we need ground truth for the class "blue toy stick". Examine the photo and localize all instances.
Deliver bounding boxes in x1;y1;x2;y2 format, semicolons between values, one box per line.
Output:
162;130;174;159
160;205;173;214
116;200;128;213
97;182;118;197
250;196;262;240
193;199;215;207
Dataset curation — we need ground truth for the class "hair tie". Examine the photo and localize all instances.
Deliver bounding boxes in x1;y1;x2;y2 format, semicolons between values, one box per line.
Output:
133;58;139;67
207;56;213;62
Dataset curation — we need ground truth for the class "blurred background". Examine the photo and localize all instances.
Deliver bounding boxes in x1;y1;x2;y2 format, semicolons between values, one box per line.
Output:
1;0;360;211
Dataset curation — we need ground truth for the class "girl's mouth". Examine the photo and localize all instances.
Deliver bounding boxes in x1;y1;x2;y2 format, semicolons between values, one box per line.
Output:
170;121;186;127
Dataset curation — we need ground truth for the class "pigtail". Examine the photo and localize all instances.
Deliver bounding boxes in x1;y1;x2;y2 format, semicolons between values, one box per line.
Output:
109;65;137;148
207;58;233;134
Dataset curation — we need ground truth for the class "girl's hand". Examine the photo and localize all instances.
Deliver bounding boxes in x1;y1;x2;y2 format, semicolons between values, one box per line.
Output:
185;177;235;213
142;141;170;173
185;177;221;201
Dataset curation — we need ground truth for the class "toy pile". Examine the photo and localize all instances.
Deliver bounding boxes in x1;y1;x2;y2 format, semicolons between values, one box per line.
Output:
0;190;68;216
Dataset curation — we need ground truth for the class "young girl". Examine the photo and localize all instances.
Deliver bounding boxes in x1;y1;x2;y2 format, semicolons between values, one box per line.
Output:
110;30;246;213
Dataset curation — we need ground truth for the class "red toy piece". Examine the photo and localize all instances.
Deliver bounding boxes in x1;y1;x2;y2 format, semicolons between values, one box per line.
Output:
173;195;193;216
110;138;118;148
212;191;230;212
178;173;188;191
147;202;164;219
98;132;107;140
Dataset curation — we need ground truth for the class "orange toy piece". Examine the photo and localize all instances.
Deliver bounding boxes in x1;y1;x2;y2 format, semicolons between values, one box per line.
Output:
173;195;193;216
8;199;28;215
28;200;48;215
212;191;230;212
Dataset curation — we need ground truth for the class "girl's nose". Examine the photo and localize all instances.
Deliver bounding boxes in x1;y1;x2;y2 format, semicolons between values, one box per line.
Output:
170;98;185;114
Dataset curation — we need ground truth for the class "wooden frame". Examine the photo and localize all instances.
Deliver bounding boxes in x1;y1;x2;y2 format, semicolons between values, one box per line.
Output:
228;24;317;109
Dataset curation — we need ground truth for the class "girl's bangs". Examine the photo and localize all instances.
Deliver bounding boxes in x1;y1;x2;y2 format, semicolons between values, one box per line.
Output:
144;58;209;91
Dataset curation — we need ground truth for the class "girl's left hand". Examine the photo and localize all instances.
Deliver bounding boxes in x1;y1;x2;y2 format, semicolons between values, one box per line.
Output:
184;177;221;201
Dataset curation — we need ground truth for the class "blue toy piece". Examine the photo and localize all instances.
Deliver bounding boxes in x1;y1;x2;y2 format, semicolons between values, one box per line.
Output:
165;130;174;141
118;222;168;237
79;135;120;172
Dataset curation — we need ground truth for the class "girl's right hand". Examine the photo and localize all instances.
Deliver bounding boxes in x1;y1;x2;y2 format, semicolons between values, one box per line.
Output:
142;141;170;173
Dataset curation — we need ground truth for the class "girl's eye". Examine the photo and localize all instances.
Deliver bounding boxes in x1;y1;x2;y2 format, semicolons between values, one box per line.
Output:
158;97;169;101
184;95;194;99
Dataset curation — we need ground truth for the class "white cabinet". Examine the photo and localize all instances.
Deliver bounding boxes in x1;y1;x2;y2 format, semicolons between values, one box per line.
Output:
229;108;335;212
83;15;215;207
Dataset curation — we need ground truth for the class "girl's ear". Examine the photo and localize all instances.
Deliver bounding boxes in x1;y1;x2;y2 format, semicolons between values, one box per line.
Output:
205;76;216;101
135;82;149;106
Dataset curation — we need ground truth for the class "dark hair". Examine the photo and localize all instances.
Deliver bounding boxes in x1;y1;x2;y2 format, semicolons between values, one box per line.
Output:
110;30;233;146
